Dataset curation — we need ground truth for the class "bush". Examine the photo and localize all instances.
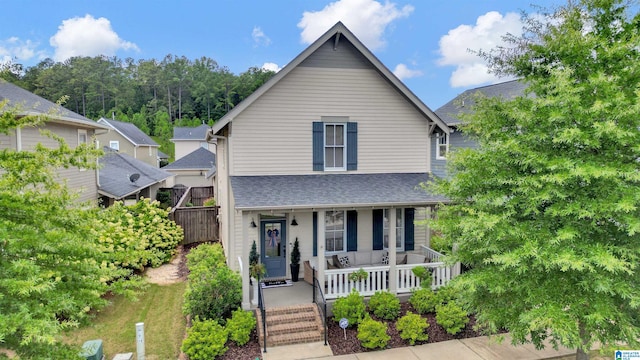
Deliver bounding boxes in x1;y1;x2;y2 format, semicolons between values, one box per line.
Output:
435;284;459;305
368;291;400;320
435;302;469;335
357;315;390;349
156;190;171;208
226;308;256;346
333;290;367;327
186;243;227;278
203;197;216;206
409;288;441;314
181;318;228;360
396;312;429;345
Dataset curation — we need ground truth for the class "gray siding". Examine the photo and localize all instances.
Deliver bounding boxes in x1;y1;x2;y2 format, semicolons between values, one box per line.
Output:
430;130;477;178
299;36;369;69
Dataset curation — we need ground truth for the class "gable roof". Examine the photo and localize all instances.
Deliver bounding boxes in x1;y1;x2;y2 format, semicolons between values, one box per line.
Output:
209;22;449;137
162;147;216;171
98;118;159;147
98;150;172;199
172;124;210;140
0;80;108;130
435;79;528;126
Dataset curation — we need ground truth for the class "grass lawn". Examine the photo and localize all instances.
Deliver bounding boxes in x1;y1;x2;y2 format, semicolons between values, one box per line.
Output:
64;282;186;360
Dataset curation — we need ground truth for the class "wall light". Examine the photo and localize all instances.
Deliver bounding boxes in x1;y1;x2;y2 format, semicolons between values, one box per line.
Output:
291;216;298;226
250;218;257;228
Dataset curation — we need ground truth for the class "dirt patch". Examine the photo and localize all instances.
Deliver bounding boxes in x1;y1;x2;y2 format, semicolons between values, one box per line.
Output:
144;245;189;285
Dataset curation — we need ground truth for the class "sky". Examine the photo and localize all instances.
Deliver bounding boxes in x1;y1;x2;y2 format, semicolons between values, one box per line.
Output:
0;0;563;109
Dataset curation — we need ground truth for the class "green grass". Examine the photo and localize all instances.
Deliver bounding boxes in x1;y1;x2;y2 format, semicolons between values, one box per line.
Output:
64;282;186;360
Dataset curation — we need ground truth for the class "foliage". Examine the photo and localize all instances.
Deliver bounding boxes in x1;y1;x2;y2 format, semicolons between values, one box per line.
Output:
226;308;256;346
347;268;368;282
91;198;183;270
411;266;432;288
428;1;640;357
409;288;441;314
181;317;228;360
357;314;390;350
249;240;259;266
155;189;171;208
248;240;265;279
428;235;452;255
435;284;459;305
435;302;469;335
396;312;430;345
332;290;367;327
367;291;400;320
183;243;241;322
290;237;301;265
203;197;216;206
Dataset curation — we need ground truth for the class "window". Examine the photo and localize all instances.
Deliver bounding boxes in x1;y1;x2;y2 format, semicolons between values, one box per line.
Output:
200;142;208;149
325;210;345;253
324;123;345;170
109;140;119;151
436;133;448;159
383;209;404;251
77;129;88;146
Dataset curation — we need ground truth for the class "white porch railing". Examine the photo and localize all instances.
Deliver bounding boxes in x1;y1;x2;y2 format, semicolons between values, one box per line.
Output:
421;244;461;277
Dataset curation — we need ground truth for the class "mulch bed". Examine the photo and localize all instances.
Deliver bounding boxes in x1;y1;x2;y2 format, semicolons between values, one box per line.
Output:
219;329;262;360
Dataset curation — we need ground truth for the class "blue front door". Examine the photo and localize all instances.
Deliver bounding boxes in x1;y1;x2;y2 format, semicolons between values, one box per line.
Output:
261;220;286;278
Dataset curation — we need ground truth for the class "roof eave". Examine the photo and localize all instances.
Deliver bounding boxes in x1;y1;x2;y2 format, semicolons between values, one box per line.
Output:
235;199;451;212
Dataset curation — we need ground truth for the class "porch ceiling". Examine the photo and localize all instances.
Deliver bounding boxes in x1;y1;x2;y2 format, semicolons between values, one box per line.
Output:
230;172;448;211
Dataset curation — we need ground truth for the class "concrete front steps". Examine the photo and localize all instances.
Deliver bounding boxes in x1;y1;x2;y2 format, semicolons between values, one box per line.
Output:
256;304;325;347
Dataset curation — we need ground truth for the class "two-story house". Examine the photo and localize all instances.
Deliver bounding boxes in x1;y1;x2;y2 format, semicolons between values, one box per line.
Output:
0;80;108;204
97;117;161;167
207;22;453;309
171;124;216;161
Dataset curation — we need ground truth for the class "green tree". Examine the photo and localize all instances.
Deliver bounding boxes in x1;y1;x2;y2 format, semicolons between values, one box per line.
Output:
429;1;640;359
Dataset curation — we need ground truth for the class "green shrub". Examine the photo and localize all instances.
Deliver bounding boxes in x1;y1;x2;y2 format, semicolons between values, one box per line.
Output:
186;243;227;279
429;236;452;255
226;308;256;346
181;318;228;359
435;302;469;335
333;290;367;327
409;288;440;314
396;312;429;345
203;197;216;206
357;315;390;349
435;284;459;305
155;190;171;208
368;291;400;320
348;268;368;282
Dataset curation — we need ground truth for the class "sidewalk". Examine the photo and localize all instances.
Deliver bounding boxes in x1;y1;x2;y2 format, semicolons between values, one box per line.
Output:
262;333;577;360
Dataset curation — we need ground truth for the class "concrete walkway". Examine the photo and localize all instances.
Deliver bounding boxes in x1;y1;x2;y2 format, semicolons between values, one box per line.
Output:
262;333;577;360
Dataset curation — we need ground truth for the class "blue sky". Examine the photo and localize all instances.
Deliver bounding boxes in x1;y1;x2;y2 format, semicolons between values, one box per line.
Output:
0;0;561;109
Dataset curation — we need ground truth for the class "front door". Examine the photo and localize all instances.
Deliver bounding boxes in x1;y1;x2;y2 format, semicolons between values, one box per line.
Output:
261;219;286;278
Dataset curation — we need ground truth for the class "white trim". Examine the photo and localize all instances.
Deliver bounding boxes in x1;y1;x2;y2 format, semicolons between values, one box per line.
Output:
109;140;120;151
436;133;448;160
323;123;347;171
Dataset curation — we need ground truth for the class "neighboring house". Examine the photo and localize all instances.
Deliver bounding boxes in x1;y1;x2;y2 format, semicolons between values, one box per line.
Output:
161;147;216;187
0;79;109;204
98;149;173;207
432;79;528;178
157;149;169;167
171;124;215;161
207;22;452;309
97;117;160;167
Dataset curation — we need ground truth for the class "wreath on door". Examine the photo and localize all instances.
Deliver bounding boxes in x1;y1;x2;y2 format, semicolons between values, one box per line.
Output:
267;229;279;247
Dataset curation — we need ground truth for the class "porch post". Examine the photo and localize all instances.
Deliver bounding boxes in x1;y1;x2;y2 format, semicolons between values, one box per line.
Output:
241;211;251;310
316;210;325;288
388;208;397;294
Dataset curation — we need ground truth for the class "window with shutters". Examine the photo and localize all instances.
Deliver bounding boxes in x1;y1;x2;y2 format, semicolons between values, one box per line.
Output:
324;123;345;170
325;210;345;253
313;120;357;172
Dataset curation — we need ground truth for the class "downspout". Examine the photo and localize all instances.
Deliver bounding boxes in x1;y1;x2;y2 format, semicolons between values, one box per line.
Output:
93;128;110;188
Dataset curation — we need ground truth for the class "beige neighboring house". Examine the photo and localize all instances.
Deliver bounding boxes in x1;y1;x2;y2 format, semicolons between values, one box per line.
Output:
161;147;215;187
171;124;215;161
207;22;454;309
0;79;109;204
97;117;160;167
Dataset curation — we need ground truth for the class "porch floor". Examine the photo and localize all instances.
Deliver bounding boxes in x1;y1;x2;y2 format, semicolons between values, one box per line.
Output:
260;281;314;308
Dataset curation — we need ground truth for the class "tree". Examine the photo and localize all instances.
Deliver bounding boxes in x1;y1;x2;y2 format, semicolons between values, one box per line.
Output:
429;1;640;359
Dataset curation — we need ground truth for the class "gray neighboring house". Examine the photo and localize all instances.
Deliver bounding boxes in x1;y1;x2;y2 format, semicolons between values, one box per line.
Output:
161;147;216;187
0;79;109;204
98;149;173;207
97;117;160;167
432;79;529;178
171;124;216;161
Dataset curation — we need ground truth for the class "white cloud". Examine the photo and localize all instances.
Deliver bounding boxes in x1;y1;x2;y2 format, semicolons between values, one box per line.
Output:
50;14;138;62
0;37;39;65
393;63;423;80
438;11;522;87
261;62;281;72
298;0;413;50
252;27;271;47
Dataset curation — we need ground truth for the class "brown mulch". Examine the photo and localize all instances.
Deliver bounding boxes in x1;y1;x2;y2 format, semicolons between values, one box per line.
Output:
219;329;262;360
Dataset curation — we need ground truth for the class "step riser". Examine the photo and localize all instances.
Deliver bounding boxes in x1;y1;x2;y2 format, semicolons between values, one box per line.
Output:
265;305;316;316
266;314;317;326
268;323;322;336
257;305;325;348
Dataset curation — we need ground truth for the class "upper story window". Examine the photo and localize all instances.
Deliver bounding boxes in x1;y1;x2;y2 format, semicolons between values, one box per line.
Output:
324;123;345;170
78;129;88;146
110;140;119;151
383;208;404;251
436;133;448;160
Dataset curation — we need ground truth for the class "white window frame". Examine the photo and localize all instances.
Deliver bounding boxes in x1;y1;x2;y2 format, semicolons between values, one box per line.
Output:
324;123;346;171
109;140;120;151
383;208;404;251
436;133;448;160
77;129;88;146
325;210;346;254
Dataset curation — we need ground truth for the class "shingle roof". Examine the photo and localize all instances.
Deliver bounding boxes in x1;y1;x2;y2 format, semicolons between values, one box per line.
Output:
230;173;447;211
98;118;158;146
172;124;210;140
0;80;108;129
162;147;216;170
99;150;172;199
157;150;169;159
435;79;529;126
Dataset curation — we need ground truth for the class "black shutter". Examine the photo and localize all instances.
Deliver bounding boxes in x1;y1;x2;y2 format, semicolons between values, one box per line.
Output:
313;212;318;256
404;208;415;251
313;122;324;171
346;122;357;170
347;210;358;251
372;209;383;250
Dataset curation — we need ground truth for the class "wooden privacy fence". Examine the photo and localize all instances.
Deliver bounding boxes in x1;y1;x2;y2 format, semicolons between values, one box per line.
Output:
170;186;218;245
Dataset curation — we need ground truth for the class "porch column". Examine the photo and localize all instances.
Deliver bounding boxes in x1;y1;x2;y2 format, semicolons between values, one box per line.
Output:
241;211;251;310
388;208;397;294
316;210;325;288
